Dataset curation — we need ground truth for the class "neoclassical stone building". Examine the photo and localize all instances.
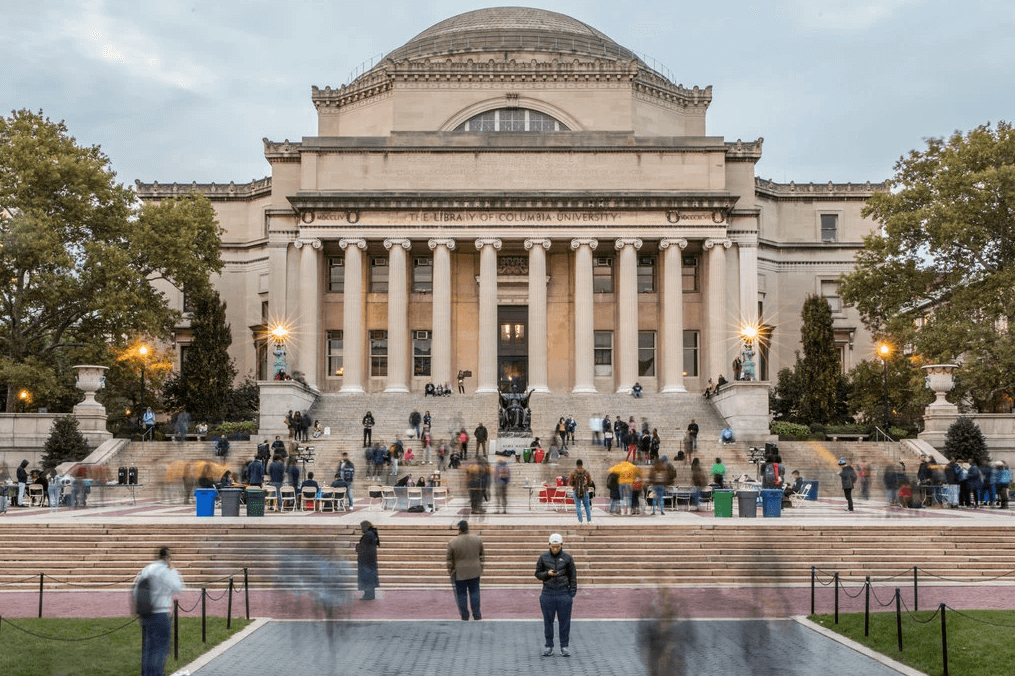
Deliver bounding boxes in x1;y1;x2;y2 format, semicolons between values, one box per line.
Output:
138;7;883;397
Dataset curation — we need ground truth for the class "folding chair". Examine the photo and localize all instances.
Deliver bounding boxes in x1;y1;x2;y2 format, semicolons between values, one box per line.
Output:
316;487;336;512
300;487;318;512
406;487;423;509
431;486;449;511
263;485;278;512
789;483;812;508
367;485;383;510
279;486;297;512
28;484;44;507
380;486;397;510
332;486;348;512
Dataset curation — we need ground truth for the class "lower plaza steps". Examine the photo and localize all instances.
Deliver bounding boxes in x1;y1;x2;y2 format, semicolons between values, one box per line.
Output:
2;522;1015;591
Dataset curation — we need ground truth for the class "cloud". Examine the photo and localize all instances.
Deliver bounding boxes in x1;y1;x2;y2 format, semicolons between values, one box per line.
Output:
792;0;927;32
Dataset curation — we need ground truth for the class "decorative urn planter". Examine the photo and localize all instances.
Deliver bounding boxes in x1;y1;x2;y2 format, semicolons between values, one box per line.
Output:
922;364;958;409
73;365;108;412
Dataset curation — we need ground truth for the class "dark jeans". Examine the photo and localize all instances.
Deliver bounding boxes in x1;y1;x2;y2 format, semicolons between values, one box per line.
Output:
540;590;573;649
363;428;372;447
141;612;171;676
454;576;481;620
844;488;854;511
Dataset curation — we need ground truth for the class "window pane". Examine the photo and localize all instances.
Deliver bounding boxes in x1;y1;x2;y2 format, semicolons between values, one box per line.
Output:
327;330;344;376
413;333;431;377
413;258;433;292
370;330;387;377
593;261;613;293
328;258;344;293
370;260;388;293
683;330;699;377
500;109;525;131
682;257;698;292
638;331;655;377
821;214;838;242
594;330;613;376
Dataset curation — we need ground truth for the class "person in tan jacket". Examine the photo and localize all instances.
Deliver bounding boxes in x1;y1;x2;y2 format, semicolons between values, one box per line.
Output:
447;520;485;620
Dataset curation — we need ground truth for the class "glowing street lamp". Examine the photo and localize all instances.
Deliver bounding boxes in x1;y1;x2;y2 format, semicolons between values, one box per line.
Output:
271;325;289;378
877;342;891;434
18;389;29;413
138;344;149;433
740;324;759;381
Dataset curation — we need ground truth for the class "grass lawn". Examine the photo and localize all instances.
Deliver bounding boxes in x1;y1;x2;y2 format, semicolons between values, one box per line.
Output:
0;616;251;676
811;609;1015;676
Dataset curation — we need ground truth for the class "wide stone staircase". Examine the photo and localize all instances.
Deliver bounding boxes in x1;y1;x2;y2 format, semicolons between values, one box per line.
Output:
2;522;1015;591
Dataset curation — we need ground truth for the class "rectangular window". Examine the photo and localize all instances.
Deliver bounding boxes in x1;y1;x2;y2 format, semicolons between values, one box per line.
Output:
413;330;431;377
370;330;387;377
683;330;699;378
499;323;526;346
682;256;699;292
327;330;344;377
412;257;433;293
821;214;838;243
821;280;842;313
328;257;344;293
638;331;656;377
594;331;613;376
593;257;614;293
370;258;388;293
637;256;656;293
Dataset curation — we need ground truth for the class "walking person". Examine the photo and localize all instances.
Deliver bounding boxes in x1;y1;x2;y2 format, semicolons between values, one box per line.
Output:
410;409;422;439
133;547;184;676
839;457;857;512
535;533;578;657
356;520;380;600
446;520;484;620
338;452;355;508
569;459;594;524
686;419;699;452
494;459;510;514
362;411;375;448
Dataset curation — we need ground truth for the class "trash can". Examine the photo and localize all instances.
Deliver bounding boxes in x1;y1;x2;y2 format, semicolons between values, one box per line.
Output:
761;489;783;517
737;490;759;517
245;488;266;517
713;490;734;518
219;487;242;517
194;489;217;517
522;448;531;463
804;480;819;500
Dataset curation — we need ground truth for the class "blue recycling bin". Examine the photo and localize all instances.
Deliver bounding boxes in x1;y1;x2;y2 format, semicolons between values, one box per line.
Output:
761;489;783;517
194;489;217;517
804;480;819;500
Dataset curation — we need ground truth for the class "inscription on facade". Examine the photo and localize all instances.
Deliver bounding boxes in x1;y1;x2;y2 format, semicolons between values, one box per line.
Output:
403;211;623;224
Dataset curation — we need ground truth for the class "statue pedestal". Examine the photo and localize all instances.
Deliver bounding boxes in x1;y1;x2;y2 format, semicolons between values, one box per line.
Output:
711;382;776;442
918;364;960;449
72;365;111;446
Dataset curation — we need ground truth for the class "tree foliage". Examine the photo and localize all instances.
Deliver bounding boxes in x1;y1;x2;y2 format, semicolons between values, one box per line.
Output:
943;416;989;465
0;109;223;411
846;356;933;432
840;122;1015;412
41;416;89;471
797;295;845;424
163;289;236;423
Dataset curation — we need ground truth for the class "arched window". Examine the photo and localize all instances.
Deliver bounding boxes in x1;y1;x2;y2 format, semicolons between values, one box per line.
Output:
454;109;569;132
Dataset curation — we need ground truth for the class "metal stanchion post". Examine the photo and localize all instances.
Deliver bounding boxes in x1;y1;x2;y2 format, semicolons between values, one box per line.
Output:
227;577;234;629
173;599;180;662
914;566;919;612
810;566;815;616
244;567;250;620
201;587;207;643
38;573;44;618
940;603;948;676
864;576;870;637
834;572;839;624
895;588;903;652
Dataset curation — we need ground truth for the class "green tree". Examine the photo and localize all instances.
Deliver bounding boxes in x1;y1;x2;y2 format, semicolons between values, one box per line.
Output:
943;416;989;466
0;110;223;411
770;365;802;422
846;357;933;432
840;122;1015;412
163;289;236;423
797;295;844;424
40;416;89;471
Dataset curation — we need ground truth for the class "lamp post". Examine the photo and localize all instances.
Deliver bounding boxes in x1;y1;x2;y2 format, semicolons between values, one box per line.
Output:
18;389;29;413
271;326;289;378
740;324;758;382
139;345;148;431
877;343;891;434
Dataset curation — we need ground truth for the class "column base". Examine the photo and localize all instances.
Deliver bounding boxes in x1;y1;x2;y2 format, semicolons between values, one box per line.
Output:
615;386;633;394
571;385;597;394
528;385;551;393
475;385;499;394
660;386;688;393
339;385;366;394
383;385;410;393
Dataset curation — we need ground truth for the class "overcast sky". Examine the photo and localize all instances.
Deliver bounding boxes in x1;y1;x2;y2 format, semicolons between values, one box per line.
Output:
4;1;1012;187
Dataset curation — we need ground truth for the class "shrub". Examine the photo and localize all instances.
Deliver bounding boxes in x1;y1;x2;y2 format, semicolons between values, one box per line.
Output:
943;417;988;465
771;421;810;438
41;416;89;471
808;423;827;436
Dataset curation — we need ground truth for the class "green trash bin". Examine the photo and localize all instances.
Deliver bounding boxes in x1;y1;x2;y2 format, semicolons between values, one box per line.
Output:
523;448;532;463
713;490;734;517
245;488;266;517
219;487;242;517
194;489;216;517
761;489;783;517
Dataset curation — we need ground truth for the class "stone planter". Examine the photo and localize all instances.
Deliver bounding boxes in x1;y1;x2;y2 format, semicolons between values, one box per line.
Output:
922;364;958;410
73;365;108;413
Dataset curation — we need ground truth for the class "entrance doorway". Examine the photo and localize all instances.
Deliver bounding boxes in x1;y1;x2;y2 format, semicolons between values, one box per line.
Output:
497;306;527;392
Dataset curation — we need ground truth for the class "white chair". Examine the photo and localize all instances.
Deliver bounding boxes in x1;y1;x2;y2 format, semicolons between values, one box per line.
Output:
332;486;348;512
431;486;449;511
789;483;812;508
367;485;384;510
300;487;318;512
279;486;297;512
380;486;397;510
263;485;278;512
28;483;44;507
406;487;423;509
316;487;336;512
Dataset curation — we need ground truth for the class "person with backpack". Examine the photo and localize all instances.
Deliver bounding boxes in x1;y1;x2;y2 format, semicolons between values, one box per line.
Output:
133;547;184;676
494;460;510;514
568;459;594;524
338;452;355;508
838;457;857;513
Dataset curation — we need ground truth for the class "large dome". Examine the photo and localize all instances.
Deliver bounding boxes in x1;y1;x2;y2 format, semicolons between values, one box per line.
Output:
383;6;637;63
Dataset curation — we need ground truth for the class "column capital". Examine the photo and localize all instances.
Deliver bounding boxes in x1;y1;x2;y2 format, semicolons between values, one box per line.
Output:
383;238;411;251
570;238;599;251
474;238;503;251
703;238;732;250
339;238;367;251
428;238;456;251
736;240;758;249
524;238;551;251
659;238;689;250
294;238;322;250
614;238;643;251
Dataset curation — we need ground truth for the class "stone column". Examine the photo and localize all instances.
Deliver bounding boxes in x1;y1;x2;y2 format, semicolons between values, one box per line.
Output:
660;238;688;393
738;241;759;333
525;238;551;393
475;238;502;393
614;238;642;393
570;238;598;393
339;238;367;394
295;238;322;389
704;238;732;385
429;238;456;387
383;238;411;393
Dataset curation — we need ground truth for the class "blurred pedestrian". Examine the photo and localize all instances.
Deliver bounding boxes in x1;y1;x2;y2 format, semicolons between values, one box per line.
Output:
535;533;577;657
446;520;484;620
838;457;857;513
133;547;184;676
356;521;380;600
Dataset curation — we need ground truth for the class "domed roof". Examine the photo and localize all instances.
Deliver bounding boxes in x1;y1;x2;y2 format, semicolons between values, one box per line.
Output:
383;7;637;63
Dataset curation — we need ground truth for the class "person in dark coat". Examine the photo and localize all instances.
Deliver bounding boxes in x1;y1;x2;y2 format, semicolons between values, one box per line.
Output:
356;520;380;600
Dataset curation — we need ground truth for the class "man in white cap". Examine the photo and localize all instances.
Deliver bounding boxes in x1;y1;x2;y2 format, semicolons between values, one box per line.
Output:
534;532;578;656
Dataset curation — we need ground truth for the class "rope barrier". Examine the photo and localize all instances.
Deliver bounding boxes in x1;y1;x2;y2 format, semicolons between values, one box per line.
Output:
43;574;137;588
176;597;202;614
869;585;899;608
916;568;1015;584
203;588;229;602
899;598;941;624
837;579;866;599
0;574;50;586
0;615;138;641
941;605;1015;628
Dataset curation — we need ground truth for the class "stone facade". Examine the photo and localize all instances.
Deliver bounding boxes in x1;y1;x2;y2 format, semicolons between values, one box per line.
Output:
137;8;884;397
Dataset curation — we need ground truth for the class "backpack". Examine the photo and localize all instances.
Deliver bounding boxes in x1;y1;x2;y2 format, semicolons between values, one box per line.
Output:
606;472;619;491
763;463;776;485
571;470;590;497
133;573;154;617
341;464;355;482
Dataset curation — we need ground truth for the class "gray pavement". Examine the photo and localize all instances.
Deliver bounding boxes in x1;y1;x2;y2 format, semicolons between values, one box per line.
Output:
189;619;907;676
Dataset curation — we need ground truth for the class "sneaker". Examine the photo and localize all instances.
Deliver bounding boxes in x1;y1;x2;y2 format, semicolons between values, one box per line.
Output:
561;648;570;657
542;648;553;657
